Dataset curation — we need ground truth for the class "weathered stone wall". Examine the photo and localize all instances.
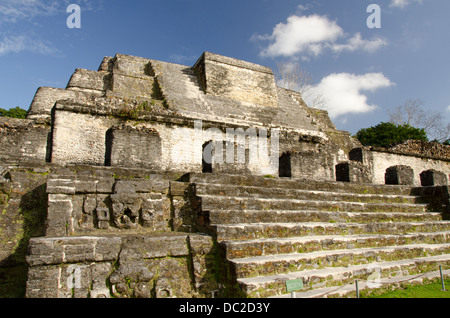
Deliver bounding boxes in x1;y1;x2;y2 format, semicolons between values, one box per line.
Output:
107;124;162;169
0;167;48;297
51;105;118;165
49;101;292;176
67;68;110;94
278;131;349;181
27;87;103;121
0;164;221;298
26;233;218;298
45;169;172;237
23;52;353;180
0;117;51;163
193;52;278;108
353;148;450;186
107;54;156;101
388;140;450;160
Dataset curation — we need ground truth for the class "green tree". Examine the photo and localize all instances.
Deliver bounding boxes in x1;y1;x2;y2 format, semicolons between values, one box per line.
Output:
0;106;28;119
356;122;428;148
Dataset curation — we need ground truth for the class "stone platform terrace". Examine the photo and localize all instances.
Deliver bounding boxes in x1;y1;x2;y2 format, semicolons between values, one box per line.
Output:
188;173;450;298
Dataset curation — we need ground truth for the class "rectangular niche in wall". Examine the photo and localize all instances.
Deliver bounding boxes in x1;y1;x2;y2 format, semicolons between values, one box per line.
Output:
106;124;162;169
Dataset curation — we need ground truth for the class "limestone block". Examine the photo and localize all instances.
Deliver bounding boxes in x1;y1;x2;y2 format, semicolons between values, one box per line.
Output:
108;124;162;169
385;165;414;185
46;194;73;236
151;258;192;298
114;180;137;193
0;118;51;163
96;177;115;193
113;54;152;77
420;169;448;186
189;234;215;256
25;266;61;298
96;207;110;229
63;242;96;263
94;237;122;261
193;52;278;108
98;56;114;72
46;178;76;194
188;234;218;294
66;68;108;92
26;238;63;267
170;181;189;196
51;108;118;165
74;178;98;193
89;262;113;298
27;87;101;120
120;236;189;260
335;161;371;183
132;179;154;193
110;73;154;100
27;237;121;266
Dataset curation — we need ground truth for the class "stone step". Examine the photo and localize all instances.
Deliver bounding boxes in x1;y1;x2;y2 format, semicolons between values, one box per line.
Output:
237;254;450;298
195;183;421;205
190;173;416;196
231;243;450;279
272;268;450;298
222;231;450;259
213;221;450;241
208;209;442;225
200;195;428;214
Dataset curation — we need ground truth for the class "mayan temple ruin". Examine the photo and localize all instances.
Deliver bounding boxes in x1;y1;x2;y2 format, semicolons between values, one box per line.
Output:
0;52;449;298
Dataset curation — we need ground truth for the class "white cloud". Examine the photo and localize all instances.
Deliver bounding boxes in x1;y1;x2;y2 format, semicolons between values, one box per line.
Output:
256;14;343;58
254;14;387;59
0;0;99;23
447;105;450;112
0;35;59;56
308;73;394;118
0;0;60;23
331;33;387;54
390;0;424;8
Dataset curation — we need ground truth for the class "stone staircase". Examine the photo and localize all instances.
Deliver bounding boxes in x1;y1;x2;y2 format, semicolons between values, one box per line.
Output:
189;173;450;298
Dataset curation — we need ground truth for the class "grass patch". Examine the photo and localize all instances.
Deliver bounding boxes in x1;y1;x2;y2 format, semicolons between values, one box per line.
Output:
369;279;450;298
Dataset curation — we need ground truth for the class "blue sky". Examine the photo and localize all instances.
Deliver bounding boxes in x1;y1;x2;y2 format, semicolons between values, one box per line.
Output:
0;0;449;136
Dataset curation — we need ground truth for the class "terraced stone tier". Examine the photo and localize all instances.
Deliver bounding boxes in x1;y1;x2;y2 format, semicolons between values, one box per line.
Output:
208;210;442;225
195;183;421;205
200;195;428;214
238;254;450;298
222;231;450;259
190;174;417;196
279;268;450;298
214;221;450;241
188;173;449;298
231;243;450;279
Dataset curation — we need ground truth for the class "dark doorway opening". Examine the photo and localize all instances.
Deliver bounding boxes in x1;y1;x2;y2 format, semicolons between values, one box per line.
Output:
279;152;292;178
202;141;213;173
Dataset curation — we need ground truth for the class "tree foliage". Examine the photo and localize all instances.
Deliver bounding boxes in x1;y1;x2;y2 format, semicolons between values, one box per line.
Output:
356;122;428;148
0;106;28;119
